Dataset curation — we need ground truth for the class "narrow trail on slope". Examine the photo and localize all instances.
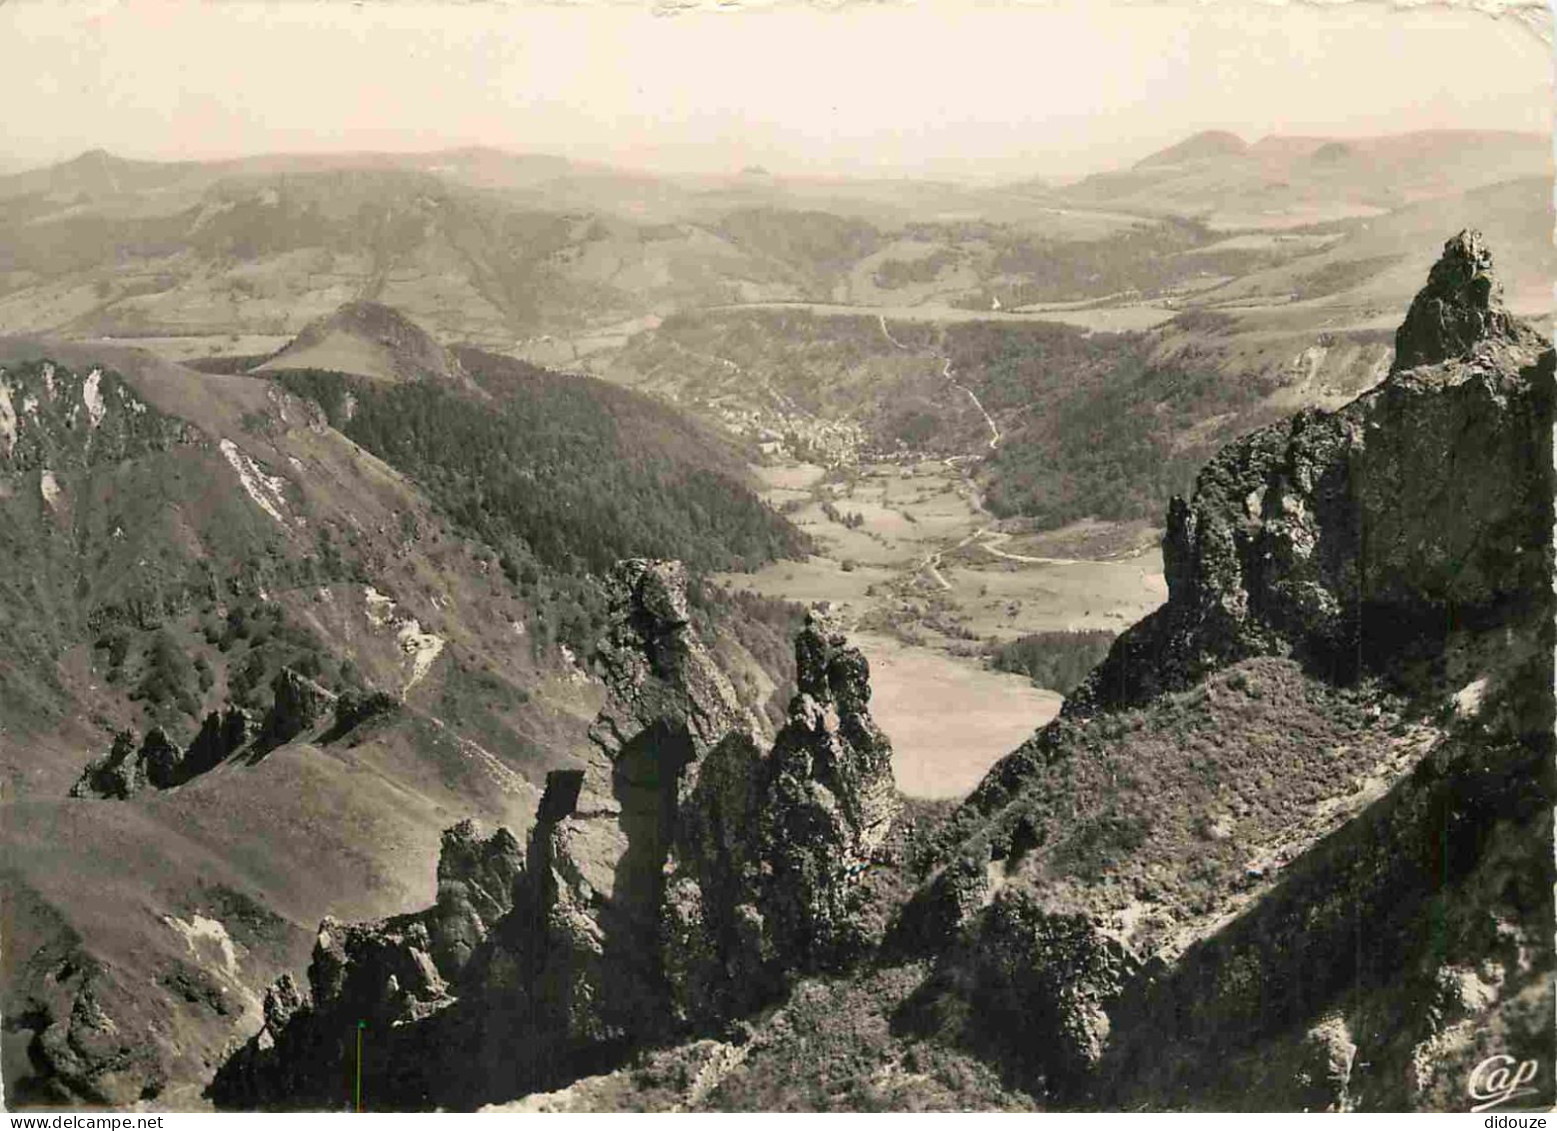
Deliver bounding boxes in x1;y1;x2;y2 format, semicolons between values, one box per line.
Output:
878;313;1007;590
876;314;1000;451
918;550;953;592
877;313;911;351
943;357;1001;451
976;529;1090;567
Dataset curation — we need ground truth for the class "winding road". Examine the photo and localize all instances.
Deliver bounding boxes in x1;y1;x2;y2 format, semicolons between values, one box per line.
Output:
976;529;1089;567
876;313;1034;588
877;314;1001;451
913;526;1094;593
946;357;1001;451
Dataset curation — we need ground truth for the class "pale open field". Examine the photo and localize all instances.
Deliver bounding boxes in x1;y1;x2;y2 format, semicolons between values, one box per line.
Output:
939;549;1167;638
853;632;1062;799
711;300;1178;332
78;334;292;362
755;463;828;492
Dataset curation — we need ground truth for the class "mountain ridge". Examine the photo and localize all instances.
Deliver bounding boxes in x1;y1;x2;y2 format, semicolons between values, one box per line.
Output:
902;230;1552;1109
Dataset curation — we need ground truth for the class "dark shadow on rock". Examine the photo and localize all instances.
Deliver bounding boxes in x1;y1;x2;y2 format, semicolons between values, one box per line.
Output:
603;718;695;1040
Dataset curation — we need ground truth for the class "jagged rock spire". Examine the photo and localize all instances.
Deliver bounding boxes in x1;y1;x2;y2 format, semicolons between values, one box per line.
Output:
780;606;899;857
588;558;758;772
213;564;909;1108
1391;229;1516;373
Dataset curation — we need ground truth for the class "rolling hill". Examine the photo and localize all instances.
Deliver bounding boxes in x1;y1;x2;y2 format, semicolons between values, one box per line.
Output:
1135;129;1250;167
0;129;1544;374
1056;129;1552;229
254;301;470;387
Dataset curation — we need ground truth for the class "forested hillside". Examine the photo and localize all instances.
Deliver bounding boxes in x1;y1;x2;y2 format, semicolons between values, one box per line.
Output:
270;351;809;649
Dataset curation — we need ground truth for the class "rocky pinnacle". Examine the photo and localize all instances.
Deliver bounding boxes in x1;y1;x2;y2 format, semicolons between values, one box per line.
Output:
1391;229;1517;373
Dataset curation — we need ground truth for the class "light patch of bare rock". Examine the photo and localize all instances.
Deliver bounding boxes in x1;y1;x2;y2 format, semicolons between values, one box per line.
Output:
218;438;290;526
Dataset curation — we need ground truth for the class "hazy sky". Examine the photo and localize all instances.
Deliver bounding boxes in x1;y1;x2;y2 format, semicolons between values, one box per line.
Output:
2;0;1551;181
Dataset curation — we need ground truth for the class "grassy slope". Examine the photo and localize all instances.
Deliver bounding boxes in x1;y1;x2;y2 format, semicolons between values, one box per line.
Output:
0;350;544;1102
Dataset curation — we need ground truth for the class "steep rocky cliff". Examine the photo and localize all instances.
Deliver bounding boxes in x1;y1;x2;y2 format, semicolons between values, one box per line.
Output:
897;231;1553;1110
211;562;902;1109
1038;231;1551;720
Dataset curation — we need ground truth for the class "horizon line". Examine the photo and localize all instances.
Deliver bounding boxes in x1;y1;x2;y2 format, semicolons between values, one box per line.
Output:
9;126;1551;188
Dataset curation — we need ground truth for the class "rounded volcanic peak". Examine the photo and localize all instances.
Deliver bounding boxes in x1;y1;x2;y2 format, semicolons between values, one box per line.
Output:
1390;230;1542;374
1309;140;1356;164
1135;130;1249;168
60;147;119;170
257;300;468;387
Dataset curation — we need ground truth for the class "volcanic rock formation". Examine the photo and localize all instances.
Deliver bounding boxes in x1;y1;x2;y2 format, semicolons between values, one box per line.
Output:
69;667;403;799
212;563;902;1109
215;231;1549;1113
905;230;1554;1109
1039;228;1553;720
1392;229;1531;373
70;707;253;799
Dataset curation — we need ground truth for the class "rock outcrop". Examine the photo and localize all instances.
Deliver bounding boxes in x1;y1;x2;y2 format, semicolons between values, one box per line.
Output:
211;820;523;1109
428;819;524;977
748;607;900;970
899;891;1142;1094
260;668;337;748
213;562;903;1110
529;562;900;1032
70;666;396;799
70;706;252;799
1391;229;1535;373
69;730;144;800
321;688;401;744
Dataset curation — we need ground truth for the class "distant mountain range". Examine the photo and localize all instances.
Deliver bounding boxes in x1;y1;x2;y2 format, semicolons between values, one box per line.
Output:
0;128;1547;538
0;129;1546;356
